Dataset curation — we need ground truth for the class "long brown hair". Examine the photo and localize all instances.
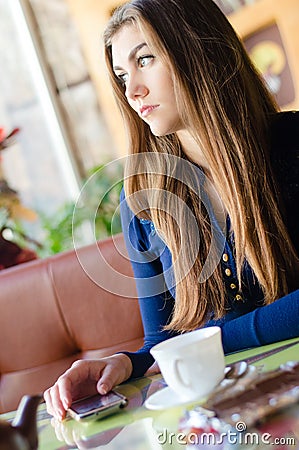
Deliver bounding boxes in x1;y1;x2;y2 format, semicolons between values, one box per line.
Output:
104;0;299;332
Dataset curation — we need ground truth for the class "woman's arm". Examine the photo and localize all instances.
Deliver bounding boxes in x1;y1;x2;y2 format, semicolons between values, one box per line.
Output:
119;189;176;377
218;289;299;353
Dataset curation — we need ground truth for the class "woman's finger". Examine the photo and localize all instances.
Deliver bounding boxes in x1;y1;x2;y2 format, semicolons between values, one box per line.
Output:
96;354;132;394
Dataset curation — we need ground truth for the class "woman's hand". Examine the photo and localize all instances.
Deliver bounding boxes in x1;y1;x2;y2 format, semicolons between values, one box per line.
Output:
44;353;132;420
144;361;160;376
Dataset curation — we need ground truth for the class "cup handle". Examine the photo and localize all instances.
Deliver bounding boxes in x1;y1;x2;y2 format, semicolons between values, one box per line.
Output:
173;359;191;388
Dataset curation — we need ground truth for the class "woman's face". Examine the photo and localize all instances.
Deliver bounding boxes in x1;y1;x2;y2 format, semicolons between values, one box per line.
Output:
111;23;184;136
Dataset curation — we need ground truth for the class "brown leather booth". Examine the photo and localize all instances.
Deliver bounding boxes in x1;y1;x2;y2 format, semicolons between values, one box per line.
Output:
0;234;143;413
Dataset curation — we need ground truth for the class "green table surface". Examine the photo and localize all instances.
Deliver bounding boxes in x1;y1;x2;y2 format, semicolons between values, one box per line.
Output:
2;337;299;449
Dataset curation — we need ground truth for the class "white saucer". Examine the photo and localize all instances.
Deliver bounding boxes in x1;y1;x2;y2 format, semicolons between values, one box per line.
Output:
144;386;200;410
145;365;256;410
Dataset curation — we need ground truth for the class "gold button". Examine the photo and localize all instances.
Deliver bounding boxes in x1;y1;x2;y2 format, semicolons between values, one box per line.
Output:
235;294;243;301
222;253;229;262
225;268;231;276
230;283;237;290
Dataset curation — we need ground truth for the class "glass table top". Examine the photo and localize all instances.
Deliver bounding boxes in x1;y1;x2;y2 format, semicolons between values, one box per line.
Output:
1;338;299;449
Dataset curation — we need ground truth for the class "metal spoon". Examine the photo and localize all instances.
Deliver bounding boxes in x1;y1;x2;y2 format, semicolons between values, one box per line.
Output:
224;361;248;380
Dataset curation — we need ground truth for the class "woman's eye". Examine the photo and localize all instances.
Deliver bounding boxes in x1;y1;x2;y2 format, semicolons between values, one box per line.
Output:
116;73;128;84
137;55;154;68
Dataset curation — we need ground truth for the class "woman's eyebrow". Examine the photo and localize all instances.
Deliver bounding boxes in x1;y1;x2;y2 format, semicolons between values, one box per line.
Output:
113;42;147;71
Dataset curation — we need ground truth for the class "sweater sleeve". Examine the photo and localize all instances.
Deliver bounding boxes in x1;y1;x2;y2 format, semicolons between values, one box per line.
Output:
118;189;176;377
219;289;299;353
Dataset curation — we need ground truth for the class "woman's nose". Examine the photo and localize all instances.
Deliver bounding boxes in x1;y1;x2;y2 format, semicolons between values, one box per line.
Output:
125;76;148;101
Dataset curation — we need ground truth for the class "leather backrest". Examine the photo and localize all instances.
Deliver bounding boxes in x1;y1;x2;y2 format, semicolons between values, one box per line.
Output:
0;233;141;374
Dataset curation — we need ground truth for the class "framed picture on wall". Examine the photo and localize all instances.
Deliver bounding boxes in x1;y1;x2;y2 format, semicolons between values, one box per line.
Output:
244;22;296;107
229;0;299;110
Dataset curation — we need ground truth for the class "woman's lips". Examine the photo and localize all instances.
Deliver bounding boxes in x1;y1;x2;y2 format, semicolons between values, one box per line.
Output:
140;105;159;118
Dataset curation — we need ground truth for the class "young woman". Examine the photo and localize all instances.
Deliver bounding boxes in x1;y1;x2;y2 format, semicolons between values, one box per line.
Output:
44;0;299;420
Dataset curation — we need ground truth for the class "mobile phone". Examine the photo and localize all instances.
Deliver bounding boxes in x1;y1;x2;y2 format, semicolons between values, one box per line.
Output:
68;391;128;421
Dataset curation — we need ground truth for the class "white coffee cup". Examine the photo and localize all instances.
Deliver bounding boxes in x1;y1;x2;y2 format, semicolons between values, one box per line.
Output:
150;326;225;401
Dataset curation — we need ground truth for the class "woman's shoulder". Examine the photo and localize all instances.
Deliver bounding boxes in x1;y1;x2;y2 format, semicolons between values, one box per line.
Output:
269;111;299;252
119;187;155;249
269;110;299;156
269;111;299;179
